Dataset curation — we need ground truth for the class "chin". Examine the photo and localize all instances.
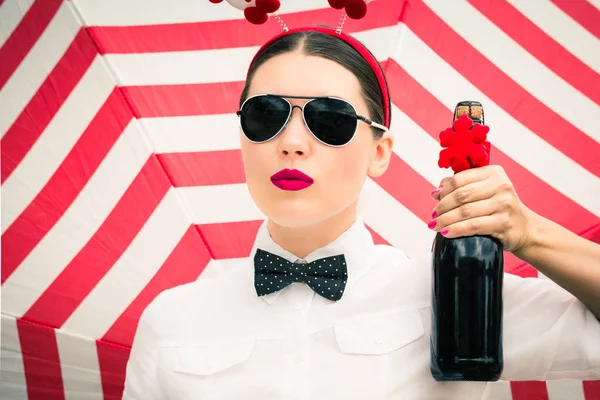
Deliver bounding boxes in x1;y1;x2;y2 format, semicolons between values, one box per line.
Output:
264;202;327;228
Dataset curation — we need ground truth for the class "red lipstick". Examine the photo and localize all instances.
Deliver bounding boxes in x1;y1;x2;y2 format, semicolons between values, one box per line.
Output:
270;169;314;191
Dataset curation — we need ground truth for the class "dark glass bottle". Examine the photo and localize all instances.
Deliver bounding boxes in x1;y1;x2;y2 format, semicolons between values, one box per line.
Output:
430;101;504;381
430;234;504;381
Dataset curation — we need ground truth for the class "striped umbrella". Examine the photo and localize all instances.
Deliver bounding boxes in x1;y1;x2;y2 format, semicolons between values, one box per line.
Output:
1;0;599;398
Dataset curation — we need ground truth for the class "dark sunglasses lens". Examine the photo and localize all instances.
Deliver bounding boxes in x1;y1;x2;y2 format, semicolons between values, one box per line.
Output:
304;98;358;146
240;96;290;142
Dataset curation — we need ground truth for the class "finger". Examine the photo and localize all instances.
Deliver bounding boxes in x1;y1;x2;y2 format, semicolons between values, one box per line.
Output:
435;215;500;239
429;199;496;232
436;167;495;200
433;180;497;218
432;177;452;200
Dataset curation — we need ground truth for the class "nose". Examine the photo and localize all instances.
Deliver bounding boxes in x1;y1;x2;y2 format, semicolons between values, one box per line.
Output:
277;105;312;158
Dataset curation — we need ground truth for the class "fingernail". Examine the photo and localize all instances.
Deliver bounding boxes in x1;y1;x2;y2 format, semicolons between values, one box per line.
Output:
427;220;437;229
431;188;441;197
440;228;449;236
431;210;438;219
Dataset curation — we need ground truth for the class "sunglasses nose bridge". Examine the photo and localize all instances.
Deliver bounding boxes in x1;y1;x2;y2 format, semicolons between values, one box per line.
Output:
285;104;307;130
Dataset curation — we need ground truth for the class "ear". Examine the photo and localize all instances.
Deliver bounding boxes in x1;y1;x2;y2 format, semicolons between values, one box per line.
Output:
367;130;394;178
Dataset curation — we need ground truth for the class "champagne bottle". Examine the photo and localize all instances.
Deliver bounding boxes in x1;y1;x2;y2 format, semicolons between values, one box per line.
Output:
430;101;504;381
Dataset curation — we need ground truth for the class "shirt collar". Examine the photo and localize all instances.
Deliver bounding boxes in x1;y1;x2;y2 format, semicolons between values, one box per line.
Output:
249;216;376;304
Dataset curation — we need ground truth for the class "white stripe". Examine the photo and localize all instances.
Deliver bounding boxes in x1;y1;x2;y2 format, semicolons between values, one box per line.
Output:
104;25;398;85
505;0;600;74
424;0;600;142
359;178;435;258
394;26;600;218
0;315;27;400
56;329;103;400
547;380;586;400
62;189;191;338
0;0;35;49
141;115;240;154
71;0;331;26
0;1;80;136
178;184;265;224
1;121;151;317
481;380;514;400
104;47;257;86
1;56;113;234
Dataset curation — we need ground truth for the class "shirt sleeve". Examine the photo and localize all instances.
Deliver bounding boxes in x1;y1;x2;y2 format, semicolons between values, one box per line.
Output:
500;273;600;381
122;294;166;400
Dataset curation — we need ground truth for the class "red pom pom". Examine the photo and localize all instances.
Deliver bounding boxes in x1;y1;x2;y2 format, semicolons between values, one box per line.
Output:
256;0;280;13
328;0;347;10
244;7;268;24
209;0;223;3
346;0;367;19
438;113;491;173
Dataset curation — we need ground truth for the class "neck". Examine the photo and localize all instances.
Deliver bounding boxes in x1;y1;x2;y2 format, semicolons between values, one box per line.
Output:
267;206;357;259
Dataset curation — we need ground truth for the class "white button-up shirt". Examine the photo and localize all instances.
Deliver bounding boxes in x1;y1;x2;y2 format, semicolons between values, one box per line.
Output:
122;217;600;400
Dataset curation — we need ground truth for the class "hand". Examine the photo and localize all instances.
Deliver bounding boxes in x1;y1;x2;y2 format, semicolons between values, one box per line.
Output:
429;165;532;252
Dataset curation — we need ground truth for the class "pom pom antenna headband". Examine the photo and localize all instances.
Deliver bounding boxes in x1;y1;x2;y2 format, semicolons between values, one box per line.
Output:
208;0;391;129
208;0;376;29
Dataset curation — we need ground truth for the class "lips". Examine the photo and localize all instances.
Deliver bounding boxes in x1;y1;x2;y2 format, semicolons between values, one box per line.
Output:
270;168;314;191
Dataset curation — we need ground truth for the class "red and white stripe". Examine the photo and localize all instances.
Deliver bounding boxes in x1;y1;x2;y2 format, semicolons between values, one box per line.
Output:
1;0;599;398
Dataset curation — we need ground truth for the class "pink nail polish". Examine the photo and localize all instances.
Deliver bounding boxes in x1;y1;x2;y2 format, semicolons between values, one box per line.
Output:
432;210;438;219
440;228;449;236
431;188;441;197
428;220;437;229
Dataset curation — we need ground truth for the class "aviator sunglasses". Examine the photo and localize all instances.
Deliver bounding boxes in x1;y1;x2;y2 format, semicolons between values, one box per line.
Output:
236;94;389;147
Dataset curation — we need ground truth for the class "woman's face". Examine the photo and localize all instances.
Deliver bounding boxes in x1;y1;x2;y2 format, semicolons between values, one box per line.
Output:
240;51;393;228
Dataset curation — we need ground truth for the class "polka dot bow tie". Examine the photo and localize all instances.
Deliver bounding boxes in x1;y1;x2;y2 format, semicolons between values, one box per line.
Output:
254;249;348;301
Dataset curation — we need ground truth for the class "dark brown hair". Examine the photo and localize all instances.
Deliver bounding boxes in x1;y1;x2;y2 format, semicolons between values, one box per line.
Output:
239;31;391;138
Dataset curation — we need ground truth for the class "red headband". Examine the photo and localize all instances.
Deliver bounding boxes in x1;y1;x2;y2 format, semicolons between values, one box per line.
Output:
248;26;391;129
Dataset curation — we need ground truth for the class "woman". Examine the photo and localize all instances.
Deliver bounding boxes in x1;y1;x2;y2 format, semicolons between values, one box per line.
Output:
122;27;600;399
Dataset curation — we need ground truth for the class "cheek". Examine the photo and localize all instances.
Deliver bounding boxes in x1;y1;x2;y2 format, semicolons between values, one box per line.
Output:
324;146;370;188
241;140;268;176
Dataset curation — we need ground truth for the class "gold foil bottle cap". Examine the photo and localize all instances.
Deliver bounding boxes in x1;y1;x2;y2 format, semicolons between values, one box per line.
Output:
454;101;484;125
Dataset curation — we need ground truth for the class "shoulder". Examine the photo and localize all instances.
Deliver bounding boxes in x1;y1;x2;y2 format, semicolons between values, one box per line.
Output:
140;258;253;324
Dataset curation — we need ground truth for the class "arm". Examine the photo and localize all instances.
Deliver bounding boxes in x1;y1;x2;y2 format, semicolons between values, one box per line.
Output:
514;208;600;319
500;272;600;381
122;296;165;400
